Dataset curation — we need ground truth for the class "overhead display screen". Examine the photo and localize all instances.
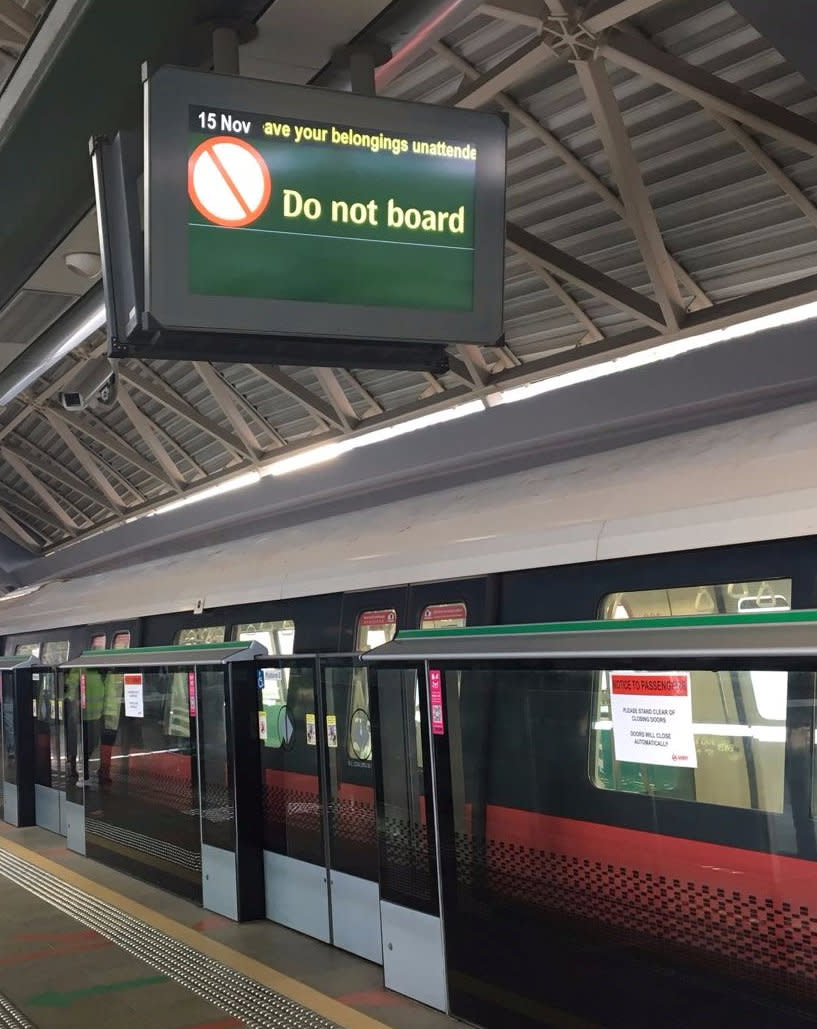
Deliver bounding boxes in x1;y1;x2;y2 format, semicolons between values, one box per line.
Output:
145;67;507;347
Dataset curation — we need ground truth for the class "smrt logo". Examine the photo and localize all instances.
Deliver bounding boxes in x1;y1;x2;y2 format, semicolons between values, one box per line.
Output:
671;753;688;763
188;135;271;227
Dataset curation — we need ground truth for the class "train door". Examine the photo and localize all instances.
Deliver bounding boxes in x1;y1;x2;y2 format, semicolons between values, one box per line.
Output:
321;643;388;963
259;589;406;959
369;658;446;1010
258;654;330;941
1;659;36;827
257;641;394;961
365;594;469;1009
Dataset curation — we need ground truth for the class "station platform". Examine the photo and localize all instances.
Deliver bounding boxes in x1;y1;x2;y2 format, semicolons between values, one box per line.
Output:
0;824;457;1029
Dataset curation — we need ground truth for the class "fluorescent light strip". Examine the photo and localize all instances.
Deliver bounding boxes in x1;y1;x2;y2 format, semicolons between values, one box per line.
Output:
0;584;42;602
151;471;261;515
132;299;817;521
144;399;484;518
259;398;484;478
500;299;817;405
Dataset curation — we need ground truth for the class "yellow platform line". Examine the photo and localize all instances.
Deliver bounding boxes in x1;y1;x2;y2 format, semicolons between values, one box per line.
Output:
0;834;393;1029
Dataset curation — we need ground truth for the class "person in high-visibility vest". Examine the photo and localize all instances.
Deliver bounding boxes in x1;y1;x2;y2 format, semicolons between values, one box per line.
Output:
64;667;105;781
97;672;123;785
63;668;80;781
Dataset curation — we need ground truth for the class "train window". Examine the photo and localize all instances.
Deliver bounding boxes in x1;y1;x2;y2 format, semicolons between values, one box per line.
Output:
233;620;295;655
347;610;398;762
41;640;69;664
112;631;131;649
90;634;106;650
600;579;792;620
592;580;792;813
355;609;397;651
420;603;467;630
14;642;40;658
175;626;226;645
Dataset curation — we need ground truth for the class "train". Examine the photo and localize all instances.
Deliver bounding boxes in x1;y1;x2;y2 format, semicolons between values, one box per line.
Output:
1;394;817;1028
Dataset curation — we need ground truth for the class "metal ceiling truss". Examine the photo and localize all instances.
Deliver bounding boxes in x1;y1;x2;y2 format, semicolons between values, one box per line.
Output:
0;0;35;53
4;0;817;554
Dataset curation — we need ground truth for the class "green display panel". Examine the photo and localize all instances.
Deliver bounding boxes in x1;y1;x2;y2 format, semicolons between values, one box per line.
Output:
187;107;477;312
145;67;507;347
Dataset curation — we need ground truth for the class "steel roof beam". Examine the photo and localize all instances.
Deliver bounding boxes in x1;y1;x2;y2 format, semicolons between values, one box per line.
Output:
192;362;268;458
0;0;35;38
0;448;80;532
339;369;384;416
47;406;177;492
478;1;543;29
0;505;40;552
506;221;667;329
422;371;446;396
0;341;107;450
4;438;118;516
120;365;247;462
251;365;345;431
0;26;26;52
711;112;817;232
601;29;817;157
40;410;127;512
545;0;575;16
516;250;605;342
575;57;684;330
454;38;553;109
488;268;817;394
0;485;66;534
456;344;493;387
117;386;187;491
435;42;711;311
313;368;360;431
583;0;666;33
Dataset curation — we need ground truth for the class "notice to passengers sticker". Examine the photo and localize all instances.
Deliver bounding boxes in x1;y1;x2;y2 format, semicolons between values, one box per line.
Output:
124;673;145;719
610;672;697;768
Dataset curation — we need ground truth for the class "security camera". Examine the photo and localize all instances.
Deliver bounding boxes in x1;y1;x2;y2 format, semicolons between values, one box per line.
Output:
60;357;117;411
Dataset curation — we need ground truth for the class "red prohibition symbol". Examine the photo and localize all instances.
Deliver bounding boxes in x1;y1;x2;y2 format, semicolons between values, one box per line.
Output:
188;135;272;228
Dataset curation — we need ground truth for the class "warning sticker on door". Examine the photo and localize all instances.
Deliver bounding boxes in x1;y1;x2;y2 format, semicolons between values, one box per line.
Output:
258;710;267;741
188;670;197;718
429;668;444;735
610;672;697;768
326;714;337;748
306;712;316;746
124;672;144;719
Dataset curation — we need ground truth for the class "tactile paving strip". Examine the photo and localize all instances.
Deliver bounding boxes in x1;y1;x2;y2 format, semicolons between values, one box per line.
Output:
0;848;339;1029
0;993;35;1029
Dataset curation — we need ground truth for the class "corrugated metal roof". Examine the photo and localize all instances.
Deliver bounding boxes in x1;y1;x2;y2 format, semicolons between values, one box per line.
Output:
3;0;817;553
